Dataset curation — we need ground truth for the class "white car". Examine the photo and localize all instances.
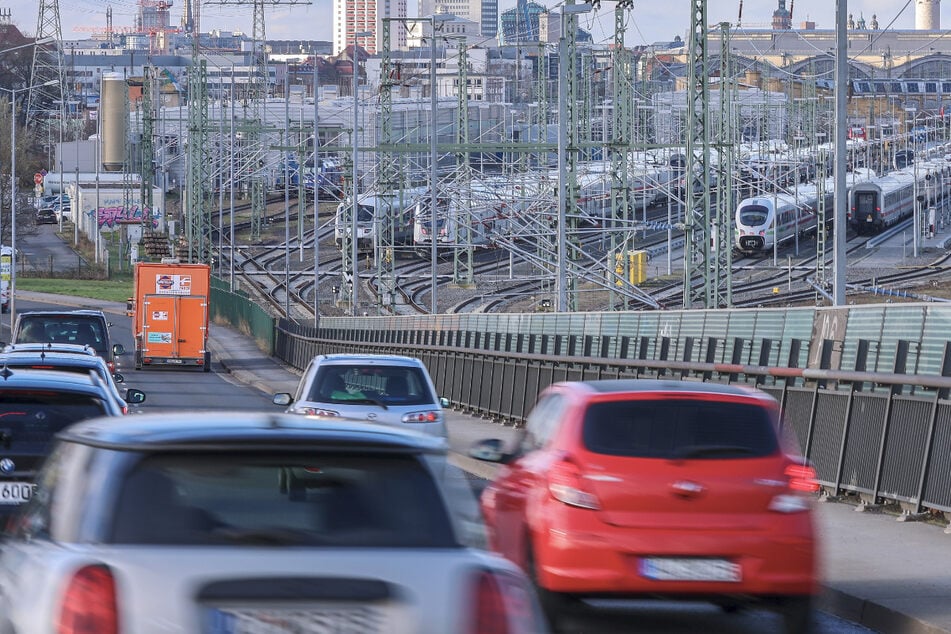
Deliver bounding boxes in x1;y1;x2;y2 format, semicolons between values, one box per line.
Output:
274;354;450;438
0;412;547;634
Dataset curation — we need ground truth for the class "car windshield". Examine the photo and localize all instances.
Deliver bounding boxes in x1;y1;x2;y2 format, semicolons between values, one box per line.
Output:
0;391;108;453
308;366;433;406
15;317;107;357
582;398;779;459
108;452;458;548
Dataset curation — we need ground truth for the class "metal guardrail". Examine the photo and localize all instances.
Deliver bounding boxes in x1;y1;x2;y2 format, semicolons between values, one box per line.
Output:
209;281;951;518
271;318;951;518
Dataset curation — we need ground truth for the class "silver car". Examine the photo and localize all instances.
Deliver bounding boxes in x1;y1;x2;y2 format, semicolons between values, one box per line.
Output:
0;412;547;634
274;354;449;438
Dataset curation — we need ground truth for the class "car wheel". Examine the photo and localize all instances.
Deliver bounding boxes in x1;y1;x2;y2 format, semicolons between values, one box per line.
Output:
525;536;579;629
777;596;813;634
203;351;212;372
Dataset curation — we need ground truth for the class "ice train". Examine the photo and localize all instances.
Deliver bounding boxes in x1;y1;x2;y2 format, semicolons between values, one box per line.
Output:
734;179;836;254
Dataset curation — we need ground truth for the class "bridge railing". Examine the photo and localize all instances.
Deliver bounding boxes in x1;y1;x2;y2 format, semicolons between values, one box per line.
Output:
269;315;951;519
209;281;951;519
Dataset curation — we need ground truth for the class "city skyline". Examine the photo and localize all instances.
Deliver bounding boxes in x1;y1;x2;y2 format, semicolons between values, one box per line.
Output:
2;0;940;49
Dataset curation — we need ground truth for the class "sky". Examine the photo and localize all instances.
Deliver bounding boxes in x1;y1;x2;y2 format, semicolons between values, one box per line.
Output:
2;0;941;49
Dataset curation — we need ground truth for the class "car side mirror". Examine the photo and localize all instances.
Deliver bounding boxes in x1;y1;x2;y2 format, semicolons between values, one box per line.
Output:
439;397;450;408
113;343;125;356
113;372;125;383
125;388;147;405
273;392;293;407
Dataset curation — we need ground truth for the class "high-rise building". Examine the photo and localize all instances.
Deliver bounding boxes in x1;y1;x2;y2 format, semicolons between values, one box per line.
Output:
333;0;408;55
417;0;495;37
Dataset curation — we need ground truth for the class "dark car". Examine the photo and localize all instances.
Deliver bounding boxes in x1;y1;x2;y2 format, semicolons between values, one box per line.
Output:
11;310;124;374
35;208;57;225
0;349;146;414
0;366;124;521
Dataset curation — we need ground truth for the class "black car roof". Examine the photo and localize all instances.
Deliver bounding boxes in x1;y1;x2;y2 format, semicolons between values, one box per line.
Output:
59;411;449;453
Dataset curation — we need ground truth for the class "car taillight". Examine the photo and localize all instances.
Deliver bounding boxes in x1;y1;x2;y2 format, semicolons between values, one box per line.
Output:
769;463;820;514
548;458;601;510
785;463;820;493
469;571;510;634
300;407;339;417
57;565;119;634
402;410;442;423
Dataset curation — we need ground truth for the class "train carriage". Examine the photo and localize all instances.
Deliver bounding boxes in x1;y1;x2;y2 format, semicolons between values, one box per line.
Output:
734;180;835;254
334;187;427;253
847;169;918;235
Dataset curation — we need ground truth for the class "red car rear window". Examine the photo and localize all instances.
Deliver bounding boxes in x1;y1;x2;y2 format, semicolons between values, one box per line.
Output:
582;398;779;459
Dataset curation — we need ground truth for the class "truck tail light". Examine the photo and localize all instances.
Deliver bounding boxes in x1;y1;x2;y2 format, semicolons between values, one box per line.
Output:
57;564;119;634
548;457;601;510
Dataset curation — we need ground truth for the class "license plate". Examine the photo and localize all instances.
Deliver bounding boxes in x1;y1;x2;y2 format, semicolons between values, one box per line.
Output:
204;606;385;634
0;482;34;505
167;359;184;364
641;557;741;582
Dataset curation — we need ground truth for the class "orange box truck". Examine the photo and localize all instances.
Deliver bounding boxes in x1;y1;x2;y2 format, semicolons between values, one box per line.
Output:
128;259;211;371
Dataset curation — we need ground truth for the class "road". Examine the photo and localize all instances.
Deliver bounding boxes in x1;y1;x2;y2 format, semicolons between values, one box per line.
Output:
12;300;872;634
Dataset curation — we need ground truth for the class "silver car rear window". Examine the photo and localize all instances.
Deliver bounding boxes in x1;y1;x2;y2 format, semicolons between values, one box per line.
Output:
582;399;779;459
108;452;458;548
309;366;434;406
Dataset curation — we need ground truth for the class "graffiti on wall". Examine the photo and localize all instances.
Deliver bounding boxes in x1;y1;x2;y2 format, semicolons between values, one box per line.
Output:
94;206;161;229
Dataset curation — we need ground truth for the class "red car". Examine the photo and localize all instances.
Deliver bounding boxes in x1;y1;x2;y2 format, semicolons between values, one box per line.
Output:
472;379;820;634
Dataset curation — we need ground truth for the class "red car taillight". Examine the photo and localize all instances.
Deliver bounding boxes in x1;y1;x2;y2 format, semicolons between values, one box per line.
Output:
57;565;119;634
548;457;601;510
470;571;510;634
769;462;820;514
785;463;820;493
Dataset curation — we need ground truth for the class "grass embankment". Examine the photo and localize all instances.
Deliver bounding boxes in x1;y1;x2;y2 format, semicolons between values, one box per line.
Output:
16;278;133;304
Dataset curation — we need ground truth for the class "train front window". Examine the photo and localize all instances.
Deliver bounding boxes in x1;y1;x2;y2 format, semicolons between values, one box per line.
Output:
739;205;769;226
357;204;374;222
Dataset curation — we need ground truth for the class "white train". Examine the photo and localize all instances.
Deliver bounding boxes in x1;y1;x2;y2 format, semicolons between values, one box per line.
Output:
412;175;539;256
734;179;836;254
334;187;428;253
844;158;951;235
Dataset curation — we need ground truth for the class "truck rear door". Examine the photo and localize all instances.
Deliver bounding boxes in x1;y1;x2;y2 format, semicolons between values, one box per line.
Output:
176;295;208;361
142;294;207;362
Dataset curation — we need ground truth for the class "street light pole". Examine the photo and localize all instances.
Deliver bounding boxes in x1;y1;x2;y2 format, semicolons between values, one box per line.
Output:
4;79;56;334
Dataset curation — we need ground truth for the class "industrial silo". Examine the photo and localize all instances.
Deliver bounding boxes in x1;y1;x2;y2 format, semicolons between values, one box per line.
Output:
99;72;128;172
